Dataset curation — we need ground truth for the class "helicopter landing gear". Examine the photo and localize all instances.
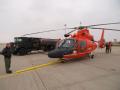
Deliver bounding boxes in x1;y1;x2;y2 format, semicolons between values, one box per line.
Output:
88;53;94;59
58;58;66;63
90;54;94;59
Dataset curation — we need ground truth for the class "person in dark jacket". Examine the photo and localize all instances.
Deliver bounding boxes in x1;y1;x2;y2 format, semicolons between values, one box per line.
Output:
1;43;12;74
105;42;109;53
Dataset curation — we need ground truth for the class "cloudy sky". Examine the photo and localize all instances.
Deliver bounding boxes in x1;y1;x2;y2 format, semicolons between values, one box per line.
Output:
0;0;120;42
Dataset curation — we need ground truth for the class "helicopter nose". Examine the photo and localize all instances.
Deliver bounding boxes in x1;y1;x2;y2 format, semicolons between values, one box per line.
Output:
48;49;64;58
48;49;73;58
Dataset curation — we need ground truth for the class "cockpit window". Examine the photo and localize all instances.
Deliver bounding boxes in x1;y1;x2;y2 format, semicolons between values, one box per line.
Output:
59;39;75;48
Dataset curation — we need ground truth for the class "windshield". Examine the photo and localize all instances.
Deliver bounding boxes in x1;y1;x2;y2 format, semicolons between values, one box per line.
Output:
59;39;75;48
15;38;23;43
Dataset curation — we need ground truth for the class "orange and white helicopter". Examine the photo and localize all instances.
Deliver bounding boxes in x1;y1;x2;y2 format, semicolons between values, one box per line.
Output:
23;22;120;61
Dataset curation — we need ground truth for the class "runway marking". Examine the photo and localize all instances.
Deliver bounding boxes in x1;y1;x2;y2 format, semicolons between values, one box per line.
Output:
0;60;60;79
15;61;59;73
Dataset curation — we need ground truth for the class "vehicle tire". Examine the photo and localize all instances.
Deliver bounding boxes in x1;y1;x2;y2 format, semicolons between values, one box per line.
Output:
18;48;27;55
59;58;66;63
43;47;48;52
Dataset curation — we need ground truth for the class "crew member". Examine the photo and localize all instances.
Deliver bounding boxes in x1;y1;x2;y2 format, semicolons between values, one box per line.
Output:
105;42;109;53
1;43;12;74
108;41;112;53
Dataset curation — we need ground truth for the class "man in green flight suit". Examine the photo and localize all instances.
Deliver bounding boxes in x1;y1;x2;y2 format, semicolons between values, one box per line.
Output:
1;43;12;74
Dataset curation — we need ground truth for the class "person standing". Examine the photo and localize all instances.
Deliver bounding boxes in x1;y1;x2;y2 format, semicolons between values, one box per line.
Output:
1;43;12;74
108;41;112;53
105;42;109;53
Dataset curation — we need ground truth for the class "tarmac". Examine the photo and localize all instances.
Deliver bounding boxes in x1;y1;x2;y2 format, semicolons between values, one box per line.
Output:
0;46;120;90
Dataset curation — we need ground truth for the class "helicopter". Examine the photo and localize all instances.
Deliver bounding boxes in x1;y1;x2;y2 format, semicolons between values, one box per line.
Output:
22;22;120;61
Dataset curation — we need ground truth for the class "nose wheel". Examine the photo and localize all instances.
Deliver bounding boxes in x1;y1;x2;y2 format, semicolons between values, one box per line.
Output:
58;58;66;63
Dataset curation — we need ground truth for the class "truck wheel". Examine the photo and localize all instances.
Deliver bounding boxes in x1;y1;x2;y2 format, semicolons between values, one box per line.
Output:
43;47;47;52
18;48;27;55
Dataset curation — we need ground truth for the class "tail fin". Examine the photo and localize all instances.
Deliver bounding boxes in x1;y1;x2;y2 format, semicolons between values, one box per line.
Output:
99;29;105;48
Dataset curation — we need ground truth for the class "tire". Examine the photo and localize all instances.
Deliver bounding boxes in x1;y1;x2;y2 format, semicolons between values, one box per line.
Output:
43;47;48;52
18;48;27;55
91;54;94;59
59;58;66;63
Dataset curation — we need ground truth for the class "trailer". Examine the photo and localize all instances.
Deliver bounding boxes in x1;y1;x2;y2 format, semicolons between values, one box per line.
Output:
12;37;59;55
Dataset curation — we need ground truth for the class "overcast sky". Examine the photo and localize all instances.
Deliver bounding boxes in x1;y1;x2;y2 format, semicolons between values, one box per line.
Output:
0;0;120;42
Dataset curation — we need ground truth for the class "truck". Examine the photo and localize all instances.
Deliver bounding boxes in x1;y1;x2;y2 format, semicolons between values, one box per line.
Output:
11;37;59;55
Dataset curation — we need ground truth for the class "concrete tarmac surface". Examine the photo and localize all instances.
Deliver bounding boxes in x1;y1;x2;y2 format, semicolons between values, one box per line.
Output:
0;47;120;90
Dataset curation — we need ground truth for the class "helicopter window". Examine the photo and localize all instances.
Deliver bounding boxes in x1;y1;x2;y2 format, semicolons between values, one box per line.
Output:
79;41;86;48
59;39;75;48
78;40;87;52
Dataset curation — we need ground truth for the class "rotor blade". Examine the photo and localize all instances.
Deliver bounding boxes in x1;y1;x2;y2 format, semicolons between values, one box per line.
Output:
66;26;88;34
88;22;120;27
66;22;120;34
22;22;120;36
66;29;77;34
22;28;73;36
91;27;120;31
65;27;83;34
22;29;59;36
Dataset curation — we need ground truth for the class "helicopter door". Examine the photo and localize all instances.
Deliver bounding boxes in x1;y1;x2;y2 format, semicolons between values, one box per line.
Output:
79;40;87;52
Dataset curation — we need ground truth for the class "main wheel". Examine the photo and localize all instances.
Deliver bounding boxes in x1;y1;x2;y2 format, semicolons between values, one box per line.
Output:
91;54;94;59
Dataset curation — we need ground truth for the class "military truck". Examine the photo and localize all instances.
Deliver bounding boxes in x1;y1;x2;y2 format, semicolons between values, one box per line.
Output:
12;37;59;55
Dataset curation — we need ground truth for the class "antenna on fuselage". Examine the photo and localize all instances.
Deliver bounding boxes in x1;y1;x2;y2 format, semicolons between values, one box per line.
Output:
80;22;82;26
64;24;67;35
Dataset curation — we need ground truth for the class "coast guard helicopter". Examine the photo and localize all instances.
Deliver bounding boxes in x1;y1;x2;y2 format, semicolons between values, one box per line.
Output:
23;22;120;61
